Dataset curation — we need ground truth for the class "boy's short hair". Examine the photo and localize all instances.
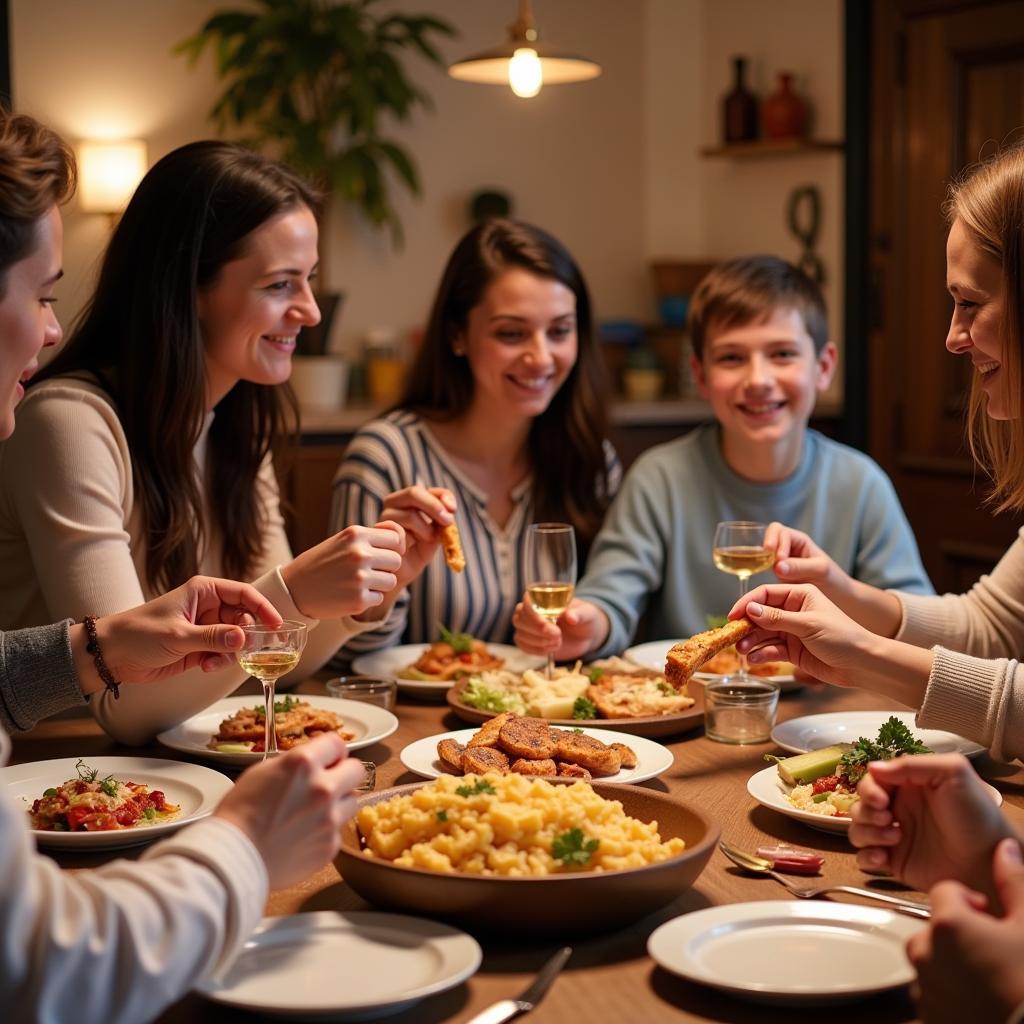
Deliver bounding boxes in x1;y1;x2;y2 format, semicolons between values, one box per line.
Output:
688;255;829;358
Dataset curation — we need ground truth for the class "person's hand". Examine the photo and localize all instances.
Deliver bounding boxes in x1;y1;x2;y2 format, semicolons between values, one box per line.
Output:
378;485;456;592
849;753;1015;900
281;521;405;619
907;838;1024;1024
75;576;284;690
511;596;608;662
213;732;365;889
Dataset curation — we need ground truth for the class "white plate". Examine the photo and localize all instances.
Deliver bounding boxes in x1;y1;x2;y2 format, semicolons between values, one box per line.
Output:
352;643;546;697
771;711;986;758
625;639;801;691
157;695;399;766
747;764;1003;835
400;726;674;784
648;900;925;1005
2;757;233;850
195;911;481;1018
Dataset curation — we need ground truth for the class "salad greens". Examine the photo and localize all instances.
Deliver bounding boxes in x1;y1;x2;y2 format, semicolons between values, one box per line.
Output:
460;677;525;714
572;696;597;720
837;716;932;786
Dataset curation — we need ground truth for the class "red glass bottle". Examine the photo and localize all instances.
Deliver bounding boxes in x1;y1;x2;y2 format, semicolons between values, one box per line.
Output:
722;56;758;143
762;72;808;139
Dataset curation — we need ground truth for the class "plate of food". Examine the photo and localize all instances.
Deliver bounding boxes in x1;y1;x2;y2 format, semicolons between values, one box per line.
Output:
337;774;719;932
400;713;674;785
195;911;481;1018
749;716;1001;834
156;695;398;766
2;756;233;850
446;658;704;738
771;710;986;758
351;628;544;697
648;901;925;1004
625;638;801;690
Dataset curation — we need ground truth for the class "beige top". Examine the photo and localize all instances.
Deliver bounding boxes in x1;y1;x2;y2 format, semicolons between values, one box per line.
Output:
0;378;365;745
897;526;1024;762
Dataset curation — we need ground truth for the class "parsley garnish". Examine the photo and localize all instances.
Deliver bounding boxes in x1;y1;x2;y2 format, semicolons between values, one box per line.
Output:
587;667;604;683
254;695;300;718
143;807;156;820
838;716;933;786
657;681;676;696
75;758;118;795
455;778;497;798
552;828;599;866
572;696;597;720
43;787;57;797
439;623;474;654
436;809;448;822
570;727;584;734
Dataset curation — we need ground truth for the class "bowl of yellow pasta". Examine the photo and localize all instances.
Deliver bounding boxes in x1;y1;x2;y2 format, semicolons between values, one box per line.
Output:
337;774;718;932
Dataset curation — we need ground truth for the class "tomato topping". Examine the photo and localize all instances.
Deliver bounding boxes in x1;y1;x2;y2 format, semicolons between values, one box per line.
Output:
811;774;841;795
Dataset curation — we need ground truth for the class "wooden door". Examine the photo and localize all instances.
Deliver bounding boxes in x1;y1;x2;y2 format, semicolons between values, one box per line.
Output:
869;0;1024;593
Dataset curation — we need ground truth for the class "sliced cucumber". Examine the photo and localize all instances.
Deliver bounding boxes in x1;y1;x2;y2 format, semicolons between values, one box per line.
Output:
764;744;852;786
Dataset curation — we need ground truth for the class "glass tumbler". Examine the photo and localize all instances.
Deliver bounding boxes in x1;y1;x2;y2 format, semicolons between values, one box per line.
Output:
704;677;780;744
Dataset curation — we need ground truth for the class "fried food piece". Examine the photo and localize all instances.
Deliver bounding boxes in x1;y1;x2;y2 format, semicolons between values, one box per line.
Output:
609;742;638;769
510;757;557;776
467;712;514;748
556;762;592;780
437;738;466;773
587;672;695;718
498;716;558;759
554;731;622;776
665;618;755;689
441;522;465;573
461;746;510;774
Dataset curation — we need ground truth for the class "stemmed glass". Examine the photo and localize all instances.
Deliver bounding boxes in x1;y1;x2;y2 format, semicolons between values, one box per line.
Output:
524;522;577;680
712;521;773;680
238;620;307;760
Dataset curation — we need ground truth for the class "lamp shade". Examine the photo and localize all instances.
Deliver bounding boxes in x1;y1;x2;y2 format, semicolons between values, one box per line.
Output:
448;42;602;86
78;140;148;214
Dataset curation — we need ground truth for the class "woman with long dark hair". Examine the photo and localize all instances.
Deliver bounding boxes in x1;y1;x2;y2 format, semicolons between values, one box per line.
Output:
331;218;617;651
0;141;405;744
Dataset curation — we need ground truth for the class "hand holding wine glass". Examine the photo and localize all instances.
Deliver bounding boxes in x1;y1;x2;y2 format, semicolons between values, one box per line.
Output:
712;520;773;679
238;620;308;759
524;523;577;679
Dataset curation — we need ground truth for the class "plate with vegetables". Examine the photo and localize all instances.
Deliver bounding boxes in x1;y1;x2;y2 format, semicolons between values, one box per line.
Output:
2;756;233;850
445;660;705;738
749;716;1000;834
770;711;985;758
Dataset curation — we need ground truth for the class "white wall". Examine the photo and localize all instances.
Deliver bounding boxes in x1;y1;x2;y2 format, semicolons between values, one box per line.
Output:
11;0;843;373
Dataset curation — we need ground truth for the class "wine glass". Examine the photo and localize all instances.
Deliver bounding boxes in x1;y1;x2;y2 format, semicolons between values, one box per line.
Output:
524;522;577;680
712;521;773;680
238;620;307;760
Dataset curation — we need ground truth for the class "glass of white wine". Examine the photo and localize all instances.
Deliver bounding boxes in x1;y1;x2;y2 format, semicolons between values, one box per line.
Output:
524;522;577;680
712;521;774;681
238;620;307;760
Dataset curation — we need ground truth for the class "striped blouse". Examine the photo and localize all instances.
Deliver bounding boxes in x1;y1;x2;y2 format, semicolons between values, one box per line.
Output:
330;409;620;654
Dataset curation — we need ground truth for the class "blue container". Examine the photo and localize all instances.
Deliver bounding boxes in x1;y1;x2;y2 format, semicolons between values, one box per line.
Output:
658;295;689;328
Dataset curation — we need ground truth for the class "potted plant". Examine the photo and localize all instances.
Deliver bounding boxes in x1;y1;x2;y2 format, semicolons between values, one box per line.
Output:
176;0;455;405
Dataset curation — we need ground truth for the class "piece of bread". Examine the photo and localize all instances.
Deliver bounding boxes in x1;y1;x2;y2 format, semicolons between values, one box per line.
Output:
665;618;755;689
441;523;465;573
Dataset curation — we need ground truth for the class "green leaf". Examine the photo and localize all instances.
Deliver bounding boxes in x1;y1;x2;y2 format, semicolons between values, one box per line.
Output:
438;624;474;654
552;828;599;866
572;697;597;720
436;809;448;822
586;667;604;683
455;778;497;798
378;141;419;193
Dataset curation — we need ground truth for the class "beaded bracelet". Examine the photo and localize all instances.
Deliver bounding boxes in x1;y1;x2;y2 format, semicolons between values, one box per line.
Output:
82;615;121;700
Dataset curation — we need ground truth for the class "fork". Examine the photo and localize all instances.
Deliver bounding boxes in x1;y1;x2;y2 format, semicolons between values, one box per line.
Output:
719;840;931;919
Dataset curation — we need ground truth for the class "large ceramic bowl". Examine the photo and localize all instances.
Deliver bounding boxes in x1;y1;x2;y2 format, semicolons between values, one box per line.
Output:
337;781;719;933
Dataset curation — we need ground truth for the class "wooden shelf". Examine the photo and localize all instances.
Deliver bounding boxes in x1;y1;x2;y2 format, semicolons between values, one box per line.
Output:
699;138;844;159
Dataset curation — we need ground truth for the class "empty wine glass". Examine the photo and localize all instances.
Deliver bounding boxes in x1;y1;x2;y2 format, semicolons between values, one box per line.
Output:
524;522;577;680
238;620;307;760
712;521;773;680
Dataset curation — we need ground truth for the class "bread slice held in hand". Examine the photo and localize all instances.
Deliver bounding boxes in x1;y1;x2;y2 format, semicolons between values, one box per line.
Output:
665;618;755;689
441;522;465;573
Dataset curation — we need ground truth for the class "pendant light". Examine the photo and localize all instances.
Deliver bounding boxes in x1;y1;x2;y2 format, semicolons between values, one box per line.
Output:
448;0;601;99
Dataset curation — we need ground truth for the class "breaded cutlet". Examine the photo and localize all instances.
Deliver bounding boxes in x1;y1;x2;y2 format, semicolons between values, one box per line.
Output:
609;742;638;769
498;716;558;759
436;738;466;773
510;757;558;776
467;712;514;748
554;731;622;776
556;762;592;779
461;746;510;774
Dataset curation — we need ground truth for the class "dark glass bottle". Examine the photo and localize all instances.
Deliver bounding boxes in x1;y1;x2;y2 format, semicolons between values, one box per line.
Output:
722;56;758;143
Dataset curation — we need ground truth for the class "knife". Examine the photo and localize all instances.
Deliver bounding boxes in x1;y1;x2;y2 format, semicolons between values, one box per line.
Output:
464;946;573;1024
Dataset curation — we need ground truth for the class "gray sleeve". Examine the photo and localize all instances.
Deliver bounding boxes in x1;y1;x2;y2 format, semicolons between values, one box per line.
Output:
0;621;85;733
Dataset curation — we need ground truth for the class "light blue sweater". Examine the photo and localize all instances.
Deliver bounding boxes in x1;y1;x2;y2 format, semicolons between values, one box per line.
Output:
578;424;933;656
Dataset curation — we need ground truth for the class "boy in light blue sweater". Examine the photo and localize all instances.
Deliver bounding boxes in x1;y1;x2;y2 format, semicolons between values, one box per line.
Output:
513;256;932;659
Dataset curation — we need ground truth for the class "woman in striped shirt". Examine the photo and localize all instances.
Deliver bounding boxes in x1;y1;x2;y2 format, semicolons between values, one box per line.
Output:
331;219;619;653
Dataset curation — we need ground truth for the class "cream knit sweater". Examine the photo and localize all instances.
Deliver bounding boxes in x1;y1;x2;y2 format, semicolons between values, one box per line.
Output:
0;378;365;744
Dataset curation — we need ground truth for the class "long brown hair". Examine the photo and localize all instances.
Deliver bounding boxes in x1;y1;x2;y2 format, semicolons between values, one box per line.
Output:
946;145;1024;512
34;141;318;590
0;110;76;291
401;218;612;543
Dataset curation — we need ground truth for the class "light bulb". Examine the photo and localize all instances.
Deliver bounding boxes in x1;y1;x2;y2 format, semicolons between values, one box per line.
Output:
509;47;543;97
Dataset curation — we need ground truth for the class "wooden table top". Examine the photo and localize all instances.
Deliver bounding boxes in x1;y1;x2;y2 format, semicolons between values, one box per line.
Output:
11;677;1024;1024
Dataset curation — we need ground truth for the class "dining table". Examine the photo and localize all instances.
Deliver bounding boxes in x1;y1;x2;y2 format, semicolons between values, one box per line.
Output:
10;672;1024;1024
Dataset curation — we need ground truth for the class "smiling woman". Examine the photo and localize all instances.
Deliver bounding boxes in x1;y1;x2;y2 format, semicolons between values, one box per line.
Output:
0;140;408;746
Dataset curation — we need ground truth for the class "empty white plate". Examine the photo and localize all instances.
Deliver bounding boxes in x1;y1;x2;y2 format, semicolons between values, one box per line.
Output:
648;900;925;1005
771;711;985;758
195;911;481;1018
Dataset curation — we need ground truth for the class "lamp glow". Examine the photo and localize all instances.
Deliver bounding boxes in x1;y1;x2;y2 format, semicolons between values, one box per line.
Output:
78;140;147;214
509;47;543;97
